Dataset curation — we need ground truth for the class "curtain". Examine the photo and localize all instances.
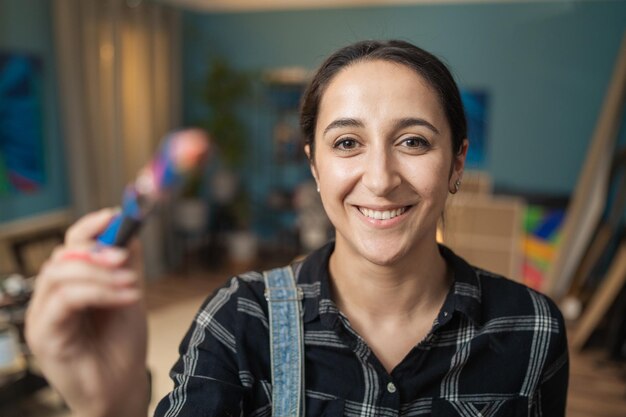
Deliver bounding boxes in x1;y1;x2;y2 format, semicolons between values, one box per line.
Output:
53;0;181;278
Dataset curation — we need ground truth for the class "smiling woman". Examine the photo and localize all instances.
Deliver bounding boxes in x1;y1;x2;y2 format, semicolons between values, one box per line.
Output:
309;59;463;267
26;40;568;417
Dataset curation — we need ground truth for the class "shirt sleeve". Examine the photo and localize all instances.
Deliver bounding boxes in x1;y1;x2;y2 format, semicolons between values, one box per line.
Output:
537;303;569;416
153;277;245;417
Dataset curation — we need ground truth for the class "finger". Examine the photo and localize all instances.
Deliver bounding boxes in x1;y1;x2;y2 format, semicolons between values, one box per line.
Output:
33;263;139;314
31;260;138;315
50;244;129;268
56;282;141;312
39;263;138;292
29;271;143;321
65;208;120;246
26;281;141;348
49;244;93;263
36;245;137;303
68;247;129;268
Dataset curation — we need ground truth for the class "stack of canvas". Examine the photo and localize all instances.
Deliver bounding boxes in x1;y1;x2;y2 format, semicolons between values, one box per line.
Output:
440;170;525;282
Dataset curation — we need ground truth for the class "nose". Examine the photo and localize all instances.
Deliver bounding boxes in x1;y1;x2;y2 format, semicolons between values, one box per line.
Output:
361;148;401;196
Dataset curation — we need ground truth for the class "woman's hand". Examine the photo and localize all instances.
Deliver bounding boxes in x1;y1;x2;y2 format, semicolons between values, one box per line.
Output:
25;208;149;417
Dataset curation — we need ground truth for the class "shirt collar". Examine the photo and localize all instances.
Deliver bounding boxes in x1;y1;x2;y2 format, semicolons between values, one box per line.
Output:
295;241;484;327
438;244;484;327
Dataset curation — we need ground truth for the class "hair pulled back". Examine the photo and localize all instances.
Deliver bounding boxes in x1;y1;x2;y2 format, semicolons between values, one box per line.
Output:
300;40;467;160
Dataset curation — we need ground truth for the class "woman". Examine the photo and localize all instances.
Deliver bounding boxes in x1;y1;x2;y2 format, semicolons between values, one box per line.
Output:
25;40;568;417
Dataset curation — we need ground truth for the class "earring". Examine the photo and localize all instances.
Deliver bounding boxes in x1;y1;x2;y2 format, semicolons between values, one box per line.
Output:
451;179;461;194
316;185;320;193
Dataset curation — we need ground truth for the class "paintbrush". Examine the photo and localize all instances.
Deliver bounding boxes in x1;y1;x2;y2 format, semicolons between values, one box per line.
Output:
96;128;210;247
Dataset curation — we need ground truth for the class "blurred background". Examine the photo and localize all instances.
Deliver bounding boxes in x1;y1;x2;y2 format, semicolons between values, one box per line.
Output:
0;0;625;416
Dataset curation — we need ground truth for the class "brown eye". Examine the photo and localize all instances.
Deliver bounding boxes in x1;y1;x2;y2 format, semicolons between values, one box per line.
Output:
334;138;359;150
401;137;431;149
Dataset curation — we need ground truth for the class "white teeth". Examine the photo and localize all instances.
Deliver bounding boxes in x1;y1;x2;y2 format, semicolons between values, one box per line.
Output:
359;207;407;220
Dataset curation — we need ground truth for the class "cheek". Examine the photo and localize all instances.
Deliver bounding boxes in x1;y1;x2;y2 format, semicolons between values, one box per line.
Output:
316;159;358;194
402;157;450;195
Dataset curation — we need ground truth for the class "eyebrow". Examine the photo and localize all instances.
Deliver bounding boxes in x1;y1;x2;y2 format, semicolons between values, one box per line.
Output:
322;117;440;136
323;118;365;135
394;117;440;135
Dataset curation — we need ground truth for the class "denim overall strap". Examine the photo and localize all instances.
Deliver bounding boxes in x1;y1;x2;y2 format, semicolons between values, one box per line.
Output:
263;266;305;417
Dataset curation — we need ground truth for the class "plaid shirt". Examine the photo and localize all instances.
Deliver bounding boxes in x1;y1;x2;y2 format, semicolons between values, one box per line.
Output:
154;242;568;417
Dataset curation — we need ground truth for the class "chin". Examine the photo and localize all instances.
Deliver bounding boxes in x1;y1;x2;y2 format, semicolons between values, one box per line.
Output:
365;255;403;267
357;240;410;267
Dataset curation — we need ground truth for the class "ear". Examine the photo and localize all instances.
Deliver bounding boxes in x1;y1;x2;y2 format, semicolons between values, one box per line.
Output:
449;139;469;188
304;144;320;187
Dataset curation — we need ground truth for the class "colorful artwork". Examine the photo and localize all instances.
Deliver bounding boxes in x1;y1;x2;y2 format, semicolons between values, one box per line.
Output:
461;89;489;168
0;53;45;195
522;206;565;290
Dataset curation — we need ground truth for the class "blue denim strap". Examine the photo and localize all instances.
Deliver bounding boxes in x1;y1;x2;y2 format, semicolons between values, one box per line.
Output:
264;266;305;417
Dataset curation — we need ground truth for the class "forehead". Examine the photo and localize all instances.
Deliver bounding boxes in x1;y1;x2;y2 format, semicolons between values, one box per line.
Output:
317;59;448;134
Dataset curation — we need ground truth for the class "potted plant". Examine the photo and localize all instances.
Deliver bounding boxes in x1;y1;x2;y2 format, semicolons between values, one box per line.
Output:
199;56;258;267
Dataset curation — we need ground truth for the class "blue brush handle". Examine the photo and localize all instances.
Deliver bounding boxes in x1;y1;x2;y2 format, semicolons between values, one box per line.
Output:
96;212;143;247
96;185;145;247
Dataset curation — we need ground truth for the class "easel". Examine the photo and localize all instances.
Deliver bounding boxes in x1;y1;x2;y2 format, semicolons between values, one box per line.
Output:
539;31;626;350
543;32;626;301
570;146;626;349
569;148;626;306
572;235;626;350
564;36;626;350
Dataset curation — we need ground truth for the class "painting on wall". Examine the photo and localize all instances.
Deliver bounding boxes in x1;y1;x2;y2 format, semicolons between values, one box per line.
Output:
461;89;489;168
0;52;46;196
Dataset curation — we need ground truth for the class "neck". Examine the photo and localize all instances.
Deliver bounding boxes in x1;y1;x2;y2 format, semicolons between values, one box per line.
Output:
328;236;451;320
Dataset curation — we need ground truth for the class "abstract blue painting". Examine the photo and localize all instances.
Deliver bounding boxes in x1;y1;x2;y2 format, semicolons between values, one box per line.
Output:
461;89;489;168
0;52;45;195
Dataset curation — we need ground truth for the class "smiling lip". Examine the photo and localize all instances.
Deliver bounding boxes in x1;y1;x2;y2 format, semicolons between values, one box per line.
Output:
357;206;411;222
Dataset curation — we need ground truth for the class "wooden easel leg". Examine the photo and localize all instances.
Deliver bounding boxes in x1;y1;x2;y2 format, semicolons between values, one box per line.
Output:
568;153;626;304
572;241;626;351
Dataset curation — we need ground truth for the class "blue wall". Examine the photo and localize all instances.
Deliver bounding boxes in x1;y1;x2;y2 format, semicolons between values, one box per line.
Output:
182;0;626;196
0;0;68;223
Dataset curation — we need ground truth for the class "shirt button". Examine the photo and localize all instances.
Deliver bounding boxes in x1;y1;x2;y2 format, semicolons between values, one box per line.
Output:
387;382;397;393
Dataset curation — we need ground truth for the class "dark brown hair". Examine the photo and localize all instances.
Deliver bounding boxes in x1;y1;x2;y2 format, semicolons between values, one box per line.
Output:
300;39;467;161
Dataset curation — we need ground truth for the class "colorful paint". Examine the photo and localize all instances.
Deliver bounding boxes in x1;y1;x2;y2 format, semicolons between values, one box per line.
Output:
97;129;209;247
522;206;565;290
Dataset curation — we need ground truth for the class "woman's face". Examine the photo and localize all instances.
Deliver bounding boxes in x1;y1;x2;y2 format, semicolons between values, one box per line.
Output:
307;59;467;266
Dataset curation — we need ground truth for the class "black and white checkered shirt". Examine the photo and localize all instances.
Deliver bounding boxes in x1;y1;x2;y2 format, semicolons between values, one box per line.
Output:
154;242;568;417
